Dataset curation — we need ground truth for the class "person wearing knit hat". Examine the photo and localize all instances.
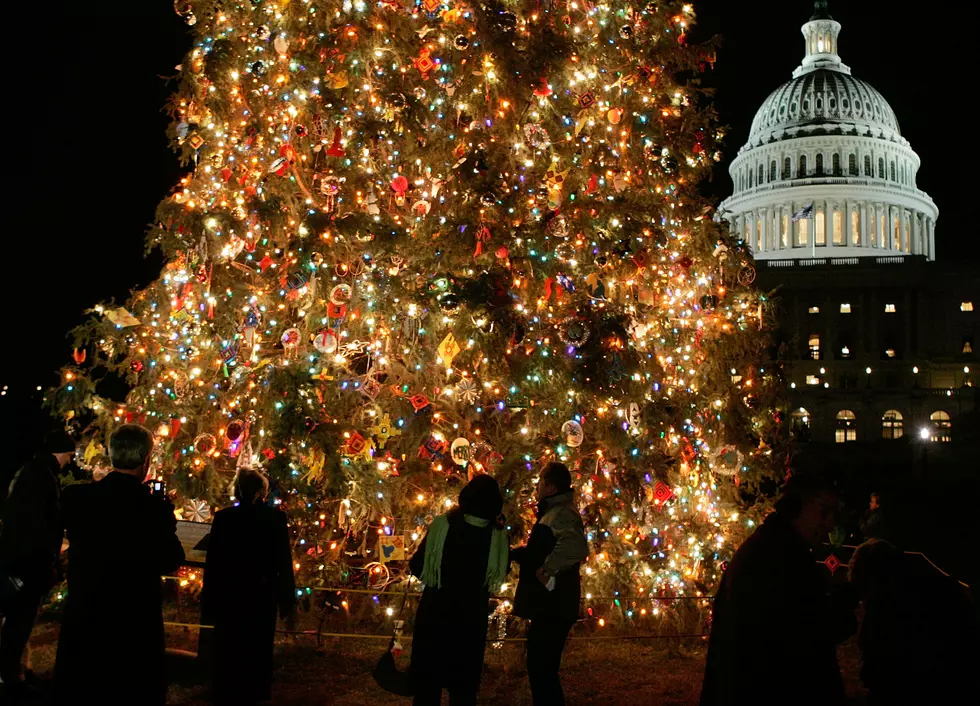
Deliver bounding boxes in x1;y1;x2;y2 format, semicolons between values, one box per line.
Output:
0;428;75;701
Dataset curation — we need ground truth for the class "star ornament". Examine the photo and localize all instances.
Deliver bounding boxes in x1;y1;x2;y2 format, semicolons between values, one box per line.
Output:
369;414;401;449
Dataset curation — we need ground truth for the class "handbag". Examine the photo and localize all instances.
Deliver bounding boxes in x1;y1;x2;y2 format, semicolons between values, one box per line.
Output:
371;580;414;696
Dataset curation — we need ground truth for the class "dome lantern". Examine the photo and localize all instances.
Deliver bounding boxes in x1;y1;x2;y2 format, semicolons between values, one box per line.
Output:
795;1;850;78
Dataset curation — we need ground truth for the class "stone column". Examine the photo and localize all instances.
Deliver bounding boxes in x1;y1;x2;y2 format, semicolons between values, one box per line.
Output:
843;199;851;247
861;202;870;249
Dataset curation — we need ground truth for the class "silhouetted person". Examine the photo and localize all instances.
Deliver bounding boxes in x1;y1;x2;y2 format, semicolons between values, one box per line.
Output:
201;468;296;706
0;430;74;702
511;462;588;706
850;539;979;705
408;474;508;706
860;491;893;543
53;424;184;706
700;473;856;706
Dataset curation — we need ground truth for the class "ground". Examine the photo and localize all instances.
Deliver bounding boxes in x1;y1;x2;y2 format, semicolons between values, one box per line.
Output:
26;620;866;705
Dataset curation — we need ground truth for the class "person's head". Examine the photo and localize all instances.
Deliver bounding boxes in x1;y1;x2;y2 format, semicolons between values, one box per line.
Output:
109;424;154;479
457;473;504;521
234;467;269;505
536;462;572;502
773;472;838;546
849;538;902;597
869;492;881;511
43;429;77;468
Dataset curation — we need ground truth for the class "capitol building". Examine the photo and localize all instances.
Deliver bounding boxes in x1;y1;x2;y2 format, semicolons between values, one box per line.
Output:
717;0;938;262
719;2;977;461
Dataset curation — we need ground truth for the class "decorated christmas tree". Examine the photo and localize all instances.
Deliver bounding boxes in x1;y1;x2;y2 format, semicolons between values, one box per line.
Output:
51;0;783;629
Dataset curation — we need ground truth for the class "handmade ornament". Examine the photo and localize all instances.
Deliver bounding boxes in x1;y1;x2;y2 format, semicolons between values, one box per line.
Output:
106;307;140;327
326;126;345;157
450;437;471;465
194;433;217;455
712;446;742;477
226;419;247;443
558;317;591;348
410;394;432;412
344;431;369;457
313;329;339;355
561;420;584;448
628;403;641;429
329;284;353;306
378;535;406;563
455;378;479;405
182;499;211;523
281;327;301;350
368;414;401;449
737;265;757;285
418;434;449;461
653;481;674;503
437;332;462;368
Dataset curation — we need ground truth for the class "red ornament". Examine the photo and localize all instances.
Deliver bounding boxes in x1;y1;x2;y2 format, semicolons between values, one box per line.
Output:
409;393;431;412
391;175;409;195
258;255;273;271
533;78;553;97
327;126;345;157
326;301;347;319
473;224;492;257
220;167;233;182
678;255;694;269
822;554;841;574
414;48;437;77
495;245;509;260
72;348;87;365
585;173;599;194
653;481;674;503
344;431;367;456
170;419;182;437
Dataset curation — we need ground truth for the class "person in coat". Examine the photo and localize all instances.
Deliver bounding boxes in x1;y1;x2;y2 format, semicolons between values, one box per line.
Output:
849;538;979;705
408;474;508;706
700;472;857;706
859;491;893;544
0;429;74;701
511;462;588;706
201;467;296;706
53;424;185;706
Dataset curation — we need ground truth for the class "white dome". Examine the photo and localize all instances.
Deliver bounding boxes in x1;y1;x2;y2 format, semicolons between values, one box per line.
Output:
717;2;938;263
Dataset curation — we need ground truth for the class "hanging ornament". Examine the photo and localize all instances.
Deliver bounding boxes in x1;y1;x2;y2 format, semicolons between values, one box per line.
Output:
523;123;551;149
533;78;553;97
712;446;743;477
700;294;718;310
313;329;339;355
558;317;591;348
628;403;641;429
273;34;289;54
455;378;479;405
256;25;271;40
555;242;576;262
281;327;301;351
585;273;606;299
72;348;87;364
226;419;247;444
391;175;410;205
450;437;472;466
713;241;729;262
326;126;345;157
619;25;634;39
653;481;674;503
329;283;353;306
737;264;757;285
194;433;217;455
473;224;492;257
412;199;432;216
453;34;469;49
546;215;569;238
607;108;624;125
182;499;211;523
561;420;584;448
414;48;437;78
368;414;401;449
172;371;190;399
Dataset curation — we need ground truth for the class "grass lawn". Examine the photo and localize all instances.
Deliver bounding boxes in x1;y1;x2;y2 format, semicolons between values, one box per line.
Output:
25;619;867;705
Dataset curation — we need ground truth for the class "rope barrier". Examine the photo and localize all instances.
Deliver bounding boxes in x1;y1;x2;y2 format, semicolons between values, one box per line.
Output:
163;622;707;642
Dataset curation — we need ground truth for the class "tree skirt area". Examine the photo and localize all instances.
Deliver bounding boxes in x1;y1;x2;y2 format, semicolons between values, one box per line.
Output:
26;619;867;705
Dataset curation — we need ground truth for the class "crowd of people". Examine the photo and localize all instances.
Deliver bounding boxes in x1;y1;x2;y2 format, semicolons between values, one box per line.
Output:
0;425;977;705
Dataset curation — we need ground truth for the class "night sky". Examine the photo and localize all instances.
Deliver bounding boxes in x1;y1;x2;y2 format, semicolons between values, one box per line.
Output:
2;0;968;452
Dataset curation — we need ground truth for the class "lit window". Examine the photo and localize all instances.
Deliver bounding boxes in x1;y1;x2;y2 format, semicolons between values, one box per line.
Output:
929;411;951;443
808;334;821;360
965;338;975;354
840;303;851;313
808;306;820;314
791;408;811;441
962;302;974;312
806;375;821;386
835;410;857;443
882;410;904;440
885;348;896;358
841;345;851;358
884;304;896;313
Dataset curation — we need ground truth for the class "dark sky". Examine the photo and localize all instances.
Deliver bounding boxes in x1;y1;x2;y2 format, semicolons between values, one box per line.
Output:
3;0;968;445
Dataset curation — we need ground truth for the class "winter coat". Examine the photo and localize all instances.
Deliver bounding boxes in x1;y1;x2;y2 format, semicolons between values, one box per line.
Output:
409;511;496;695
512;491;588;623
700;512;855;706
860;508;892;544
201;503;296;704
53;472;185;706
0;453;63;587
858;558;979;704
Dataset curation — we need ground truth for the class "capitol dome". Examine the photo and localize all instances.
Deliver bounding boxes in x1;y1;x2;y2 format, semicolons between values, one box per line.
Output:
717;1;938;262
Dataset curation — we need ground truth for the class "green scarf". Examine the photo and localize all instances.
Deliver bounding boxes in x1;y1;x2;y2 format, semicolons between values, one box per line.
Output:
419;513;509;592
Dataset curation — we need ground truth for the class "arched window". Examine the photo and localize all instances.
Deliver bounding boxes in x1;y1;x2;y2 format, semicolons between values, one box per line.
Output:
849;154;858;176
929;411;951;443
758;164;765;184
784;157;792;179
878;157;885;178
791;408;811;442
882;410;904;439
799;155;807;178
749;170;754;188
770;161;777;182
832;153;841;175
808;334;821;360
815;153;824;175
864;155;872;176
890;161;896;181
836;410;857;443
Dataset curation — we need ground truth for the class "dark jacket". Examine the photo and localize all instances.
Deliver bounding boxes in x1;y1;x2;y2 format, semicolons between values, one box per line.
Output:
860;508;892;543
700;513;855;706
409;511;495;695
201;503;296;704
0;453;63;587
858;558;979;704
53;472;185;706
512;491;588;623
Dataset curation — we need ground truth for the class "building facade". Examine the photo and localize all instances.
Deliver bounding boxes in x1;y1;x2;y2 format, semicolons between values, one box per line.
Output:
718;1;977;451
